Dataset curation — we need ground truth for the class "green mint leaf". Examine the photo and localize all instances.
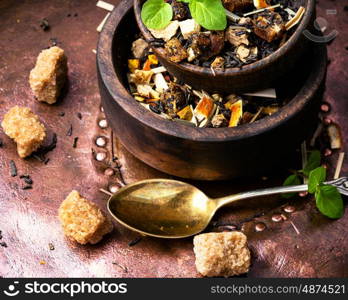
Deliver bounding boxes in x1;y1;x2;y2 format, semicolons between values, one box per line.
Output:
178;0;191;3
303;150;321;177
308;166;326;194
315;185;344;219
141;0;173;30
282;174;301;199
189;0;227;30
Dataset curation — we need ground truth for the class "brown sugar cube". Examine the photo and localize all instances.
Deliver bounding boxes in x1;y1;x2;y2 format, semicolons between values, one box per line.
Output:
1;106;46;158
29;46;68;104
193;232;251;277
58;191;113;245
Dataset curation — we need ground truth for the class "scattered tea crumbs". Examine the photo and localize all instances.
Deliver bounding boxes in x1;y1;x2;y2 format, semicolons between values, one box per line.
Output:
9;160;17;177
73;137;79;148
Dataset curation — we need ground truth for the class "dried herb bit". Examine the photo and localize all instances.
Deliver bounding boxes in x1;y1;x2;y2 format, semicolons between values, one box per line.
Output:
77;112;82;120
48;243;55;250
128;237;142;247
73;137;79;148
0;138;3;148
66;124;73;136
9;160;17;177
39;18;50;31
0;242;7;248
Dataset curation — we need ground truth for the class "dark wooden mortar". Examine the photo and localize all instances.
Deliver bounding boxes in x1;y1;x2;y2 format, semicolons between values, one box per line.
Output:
97;1;327;181
134;0;316;94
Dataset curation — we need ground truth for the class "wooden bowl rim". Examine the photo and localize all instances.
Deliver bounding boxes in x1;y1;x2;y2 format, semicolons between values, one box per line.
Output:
133;0;316;77
97;1;327;142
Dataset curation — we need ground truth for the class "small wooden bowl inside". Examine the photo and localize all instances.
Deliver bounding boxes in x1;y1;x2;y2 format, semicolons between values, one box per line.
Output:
97;1;327;180
134;0;316;94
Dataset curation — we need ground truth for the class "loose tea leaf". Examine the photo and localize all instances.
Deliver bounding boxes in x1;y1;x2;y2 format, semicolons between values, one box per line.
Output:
315;185;344;219
141;0;173;30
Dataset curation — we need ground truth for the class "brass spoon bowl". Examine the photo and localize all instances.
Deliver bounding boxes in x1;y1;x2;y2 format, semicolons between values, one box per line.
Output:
107;178;348;239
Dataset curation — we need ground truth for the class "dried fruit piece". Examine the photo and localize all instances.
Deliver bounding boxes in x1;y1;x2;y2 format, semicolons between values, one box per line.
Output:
177;105;194;121
165;37;188;63
130;70;154;84
193;94;217;127
128;59;140;73
253;0;269;9
253;12;285;42
226;26;249;47
131;38;149;58
149;21;180;42
223;0;253;13
229;100;243;127
211;56;225;70
179;19;201;40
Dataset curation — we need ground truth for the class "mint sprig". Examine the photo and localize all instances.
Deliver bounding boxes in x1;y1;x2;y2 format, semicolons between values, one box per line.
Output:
141;0;227;30
283;151;344;219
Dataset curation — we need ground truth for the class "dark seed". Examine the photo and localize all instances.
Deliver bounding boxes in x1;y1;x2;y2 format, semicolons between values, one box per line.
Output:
128;237;142;247
10;160;17;177
73;137;79;148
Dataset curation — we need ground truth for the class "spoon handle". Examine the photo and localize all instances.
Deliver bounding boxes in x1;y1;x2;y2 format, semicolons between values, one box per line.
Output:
215;177;348;209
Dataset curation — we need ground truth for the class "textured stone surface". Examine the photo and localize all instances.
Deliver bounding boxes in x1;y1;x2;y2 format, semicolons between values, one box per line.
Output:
0;0;347;277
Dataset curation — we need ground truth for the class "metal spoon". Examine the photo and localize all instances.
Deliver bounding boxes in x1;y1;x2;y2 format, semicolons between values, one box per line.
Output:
107;177;348;239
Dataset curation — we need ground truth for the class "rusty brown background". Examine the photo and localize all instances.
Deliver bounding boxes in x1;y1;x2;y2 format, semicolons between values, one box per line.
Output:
0;0;347;277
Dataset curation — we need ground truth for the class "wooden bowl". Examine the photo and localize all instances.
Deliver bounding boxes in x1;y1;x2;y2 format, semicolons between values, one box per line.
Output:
134;0;316;94
97;1;327;180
